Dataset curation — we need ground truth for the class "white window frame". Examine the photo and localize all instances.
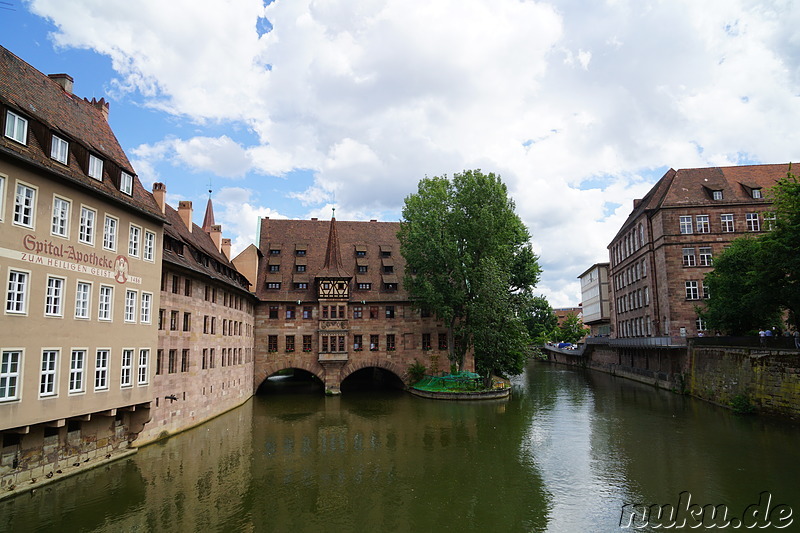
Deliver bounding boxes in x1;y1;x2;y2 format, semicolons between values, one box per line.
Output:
137;349;149;386
51;135;69;164
143;230;156;262
752;188;762;199
51;195;71;238
79;205;97;246
682;248;696;267
699;247;713;267
712;190;723;200
40;349;58;397
721;214;734;233
94;349;110;391
1;349;22;401
128;224;141;258
75;280;91;319
121;349;133;388
69;349;86;394
103;214;118;251
13;181;36;229
679;215;693;234
6;269;29;315
765;213;776;231
695;215;710;234
120;171;133;196
5;110;28;144
98;285;113;321
44;275;65;317
685;281;699;300
124;289;137;323
746;213;760;232
88;154;103;180
0;174;5;222
140;292;152;324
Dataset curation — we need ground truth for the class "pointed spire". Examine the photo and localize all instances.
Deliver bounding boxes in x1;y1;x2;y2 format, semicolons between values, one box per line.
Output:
202;197;215;233
319;215;349;278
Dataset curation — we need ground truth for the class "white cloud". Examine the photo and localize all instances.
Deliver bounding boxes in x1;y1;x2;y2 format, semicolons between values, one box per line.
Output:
213;187;288;257
28;0;800;306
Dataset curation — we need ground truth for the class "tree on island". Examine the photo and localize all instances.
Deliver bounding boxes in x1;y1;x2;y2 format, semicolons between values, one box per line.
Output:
398;169;542;381
522;295;560;345
702;170;800;334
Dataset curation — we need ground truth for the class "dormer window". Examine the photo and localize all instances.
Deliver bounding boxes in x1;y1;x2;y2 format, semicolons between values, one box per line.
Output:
51;135;69;164
752;188;762;199
269;249;281;255
88;154;103;180
120;171;133;195
5;110;27;144
712;190;723;200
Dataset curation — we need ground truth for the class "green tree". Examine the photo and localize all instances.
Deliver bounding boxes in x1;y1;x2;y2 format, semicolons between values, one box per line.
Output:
557;313;589;344
701;170;800;333
523;295;559;345
398;170;541;379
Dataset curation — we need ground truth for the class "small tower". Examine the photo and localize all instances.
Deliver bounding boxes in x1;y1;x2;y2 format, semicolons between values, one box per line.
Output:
315;214;352;299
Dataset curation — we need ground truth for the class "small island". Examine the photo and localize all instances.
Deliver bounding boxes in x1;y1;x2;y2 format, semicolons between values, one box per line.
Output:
408;372;511;400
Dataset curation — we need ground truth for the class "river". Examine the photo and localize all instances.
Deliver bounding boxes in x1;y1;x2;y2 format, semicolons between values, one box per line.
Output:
2;362;799;532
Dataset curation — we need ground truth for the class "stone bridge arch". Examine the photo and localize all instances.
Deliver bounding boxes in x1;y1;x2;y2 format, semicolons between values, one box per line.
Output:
253;355;326;391
340;359;408;386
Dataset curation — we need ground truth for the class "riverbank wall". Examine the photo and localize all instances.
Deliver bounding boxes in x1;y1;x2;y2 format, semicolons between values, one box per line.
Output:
542;338;800;418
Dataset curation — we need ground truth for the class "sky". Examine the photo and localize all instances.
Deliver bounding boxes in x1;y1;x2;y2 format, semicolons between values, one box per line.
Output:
2;0;799;307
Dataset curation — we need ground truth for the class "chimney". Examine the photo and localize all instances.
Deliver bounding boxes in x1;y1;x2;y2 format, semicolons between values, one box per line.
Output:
48;73;74;95
221;238;232;260
178;201;193;232
85;97;110;121
633;198;642;209
152;182;166;214
209;224;223;252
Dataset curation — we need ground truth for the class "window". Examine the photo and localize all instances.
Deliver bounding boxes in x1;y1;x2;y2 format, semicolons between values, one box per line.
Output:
121;350;133;387
353;306;363;319
69;349;85;393
386;306;395;319
202;349;208;370
422;333;431;350
143;230;156;261
268;335;278;352
5;110;28;144
353;334;363;351
137;349;149;385
386;334;396;351
51;135;69;164
75;282;91;319
184;278;192;296
79;206;96;245
685;281;699;300
269;249;281;255
14;183;36;227
6;270;28;314
171;275;179;294
370;334;379;351
1;350;22;401
209;348;215;368
765;213;776;231
644;286;650;306
296;249;306;256
702;281;710;299
721;214;734;232
284;335;295;353
103;215;118;251
746;213;760;232
183;312;191;331
51;196;70;237
295;264;306;273
140;292;152;323
45;276;64;316
303;306;313;319
712;190;723;200
294;282;308;290
696;317;707;332
170;310;178;330
98;285;113;320
383;265;394;274
40;350;58;397
302;335;312;352
155;350;163;375
699;247;713;267
88;154;103;180
696;215;710;234
357;265;368;274
682;248;696;267
95;350;109;391
269;305;279;319
752;188;762;199
168;349;177;373
120;172;133;195
129;224;141;257
383;282;398;291
286;306;296;319
181;349;190;372
357;283;371;290
679;215;693;234
439;333;448;350
356;250;366;257
269;264;280;273
124;290;137;322
267;282;281;290
370;306;378;319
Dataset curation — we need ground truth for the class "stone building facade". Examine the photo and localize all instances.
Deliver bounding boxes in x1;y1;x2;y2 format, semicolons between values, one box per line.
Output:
578;263;611;336
135;190;256;445
608;164;789;338
253;217;470;394
0;46;164;489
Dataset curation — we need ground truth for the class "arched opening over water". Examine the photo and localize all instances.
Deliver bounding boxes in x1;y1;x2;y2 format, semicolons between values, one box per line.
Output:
340;366;406;392
257;368;324;395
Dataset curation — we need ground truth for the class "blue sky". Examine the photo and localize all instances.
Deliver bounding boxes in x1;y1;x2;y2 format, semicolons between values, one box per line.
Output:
2;0;800;307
